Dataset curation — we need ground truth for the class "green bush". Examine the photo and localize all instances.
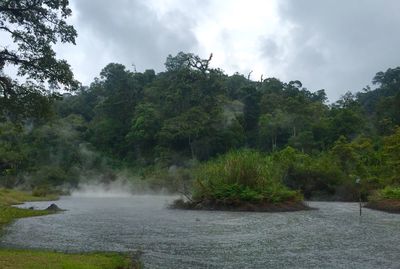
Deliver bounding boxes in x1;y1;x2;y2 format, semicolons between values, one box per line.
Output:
192;149;302;204
378;186;400;200
31;166;69;186
32;185;51;197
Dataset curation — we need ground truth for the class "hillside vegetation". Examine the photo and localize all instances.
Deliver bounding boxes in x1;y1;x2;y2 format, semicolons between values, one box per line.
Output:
1;53;400;205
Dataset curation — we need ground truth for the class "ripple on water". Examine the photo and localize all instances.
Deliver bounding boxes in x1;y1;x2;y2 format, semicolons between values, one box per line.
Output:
1;196;400;269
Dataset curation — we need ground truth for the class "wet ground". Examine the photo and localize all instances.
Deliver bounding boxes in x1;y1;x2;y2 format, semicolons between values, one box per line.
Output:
1;195;400;268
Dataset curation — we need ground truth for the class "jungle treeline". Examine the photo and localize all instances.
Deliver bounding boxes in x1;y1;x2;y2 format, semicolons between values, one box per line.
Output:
1;52;399;201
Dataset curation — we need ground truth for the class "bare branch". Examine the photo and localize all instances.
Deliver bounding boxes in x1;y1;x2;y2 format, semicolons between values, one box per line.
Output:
247;70;253;80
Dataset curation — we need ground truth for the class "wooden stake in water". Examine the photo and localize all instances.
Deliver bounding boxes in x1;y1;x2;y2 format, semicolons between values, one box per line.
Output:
356;178;362;216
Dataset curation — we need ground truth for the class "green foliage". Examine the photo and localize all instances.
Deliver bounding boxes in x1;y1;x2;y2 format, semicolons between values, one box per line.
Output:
273;147;346;199
368;186;400;210
329;107;365;141
1;0;400;203
378;186;400;200
127;103;160;143
0;0;79;121
267;145;383;201
0;122;30;187
0;189;136;269
0;206;52;229
0;188;57;206
192;150;302;203
31;166;68;186
0;188;137;268
142;165;194;193
32;185;52;197
0;249;134;269
1;41;400;203
382;127;400;184
0;188;58;229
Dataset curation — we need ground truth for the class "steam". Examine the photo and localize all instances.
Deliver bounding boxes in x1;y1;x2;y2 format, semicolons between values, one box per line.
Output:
71;180;133;198
70;168;178;198
223;100;244;126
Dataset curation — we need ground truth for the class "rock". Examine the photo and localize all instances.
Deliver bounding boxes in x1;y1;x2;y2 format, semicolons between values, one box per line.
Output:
28;206;35;210
46;203;63;211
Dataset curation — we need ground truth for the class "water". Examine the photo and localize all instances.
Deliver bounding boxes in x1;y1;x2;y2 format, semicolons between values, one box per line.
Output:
1;195;400;269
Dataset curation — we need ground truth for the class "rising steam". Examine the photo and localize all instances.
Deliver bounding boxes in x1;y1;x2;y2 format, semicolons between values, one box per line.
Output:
71;180;133;198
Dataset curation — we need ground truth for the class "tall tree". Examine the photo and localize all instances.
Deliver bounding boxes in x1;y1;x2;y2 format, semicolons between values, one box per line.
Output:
0;0;79;120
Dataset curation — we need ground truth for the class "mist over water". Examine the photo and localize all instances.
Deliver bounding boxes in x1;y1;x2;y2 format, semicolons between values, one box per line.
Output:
70;169;174;197
71;181;134;198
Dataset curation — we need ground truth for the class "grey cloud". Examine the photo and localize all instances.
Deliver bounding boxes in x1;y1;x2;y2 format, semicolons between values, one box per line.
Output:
68;0;201;84
261;37;280;62
265;0;400;101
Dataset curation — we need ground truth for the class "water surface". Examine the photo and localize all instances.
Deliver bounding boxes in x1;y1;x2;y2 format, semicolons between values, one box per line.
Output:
1;195;400;269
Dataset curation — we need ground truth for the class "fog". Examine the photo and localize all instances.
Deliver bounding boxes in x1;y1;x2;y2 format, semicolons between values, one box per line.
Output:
69;169;181;198
70;181;133;198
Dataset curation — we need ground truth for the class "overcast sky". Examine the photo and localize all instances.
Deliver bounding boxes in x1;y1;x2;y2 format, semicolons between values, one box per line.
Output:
55;0;400;101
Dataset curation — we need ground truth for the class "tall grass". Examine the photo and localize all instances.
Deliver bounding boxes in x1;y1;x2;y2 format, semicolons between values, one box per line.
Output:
192;150;302;204
371;186;400;200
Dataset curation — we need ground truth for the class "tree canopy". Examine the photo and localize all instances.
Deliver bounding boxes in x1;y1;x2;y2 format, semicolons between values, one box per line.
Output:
0;39;399;201
0;0;78;121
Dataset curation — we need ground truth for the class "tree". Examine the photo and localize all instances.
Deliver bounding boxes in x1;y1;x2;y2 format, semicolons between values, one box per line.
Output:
126;103;160;158
329;108;365;140
165;51;213;74
382;127;400;184
258;111;292;151
158;107;210;159
87;63;143;158
372;67;400;89
0;122;27;186
0;0;79;120
242;86;261;147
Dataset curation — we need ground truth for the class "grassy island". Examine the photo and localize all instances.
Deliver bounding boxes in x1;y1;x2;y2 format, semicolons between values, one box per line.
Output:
173;150;309;212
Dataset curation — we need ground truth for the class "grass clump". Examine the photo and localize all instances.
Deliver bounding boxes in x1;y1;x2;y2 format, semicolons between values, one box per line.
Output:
0;206;52;228
378;186;400;200
0;188;59;229
0;188;58;206
174;150;306;211
368;186;400;202
0;249;137;269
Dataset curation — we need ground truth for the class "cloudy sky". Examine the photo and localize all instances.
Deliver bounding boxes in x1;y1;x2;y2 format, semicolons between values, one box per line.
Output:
55;0;400;101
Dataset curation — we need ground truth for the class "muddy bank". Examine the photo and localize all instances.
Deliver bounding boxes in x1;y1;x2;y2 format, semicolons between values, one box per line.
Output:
365;199;400;213
171;198;311;212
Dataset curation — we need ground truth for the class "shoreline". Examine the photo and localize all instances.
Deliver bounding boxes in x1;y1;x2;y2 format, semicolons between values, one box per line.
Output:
0;188;59;230
0;249;141;269
364;199;400;214
0;188;142;269
171;198;312;212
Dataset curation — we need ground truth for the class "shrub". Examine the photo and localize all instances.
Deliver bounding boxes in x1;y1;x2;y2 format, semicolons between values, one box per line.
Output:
192;149;302;204
377;186;400;200
31;166;68;186
32;185;51;197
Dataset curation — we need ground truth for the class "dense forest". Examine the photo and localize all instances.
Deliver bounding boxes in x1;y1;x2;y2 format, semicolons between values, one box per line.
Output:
1;50;399;201
2;2;400;269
